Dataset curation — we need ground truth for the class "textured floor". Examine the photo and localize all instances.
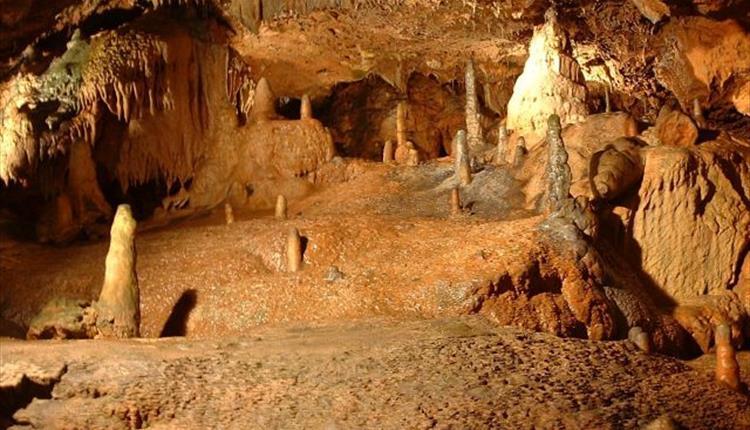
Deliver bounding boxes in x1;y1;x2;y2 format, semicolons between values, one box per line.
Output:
2;317;749;429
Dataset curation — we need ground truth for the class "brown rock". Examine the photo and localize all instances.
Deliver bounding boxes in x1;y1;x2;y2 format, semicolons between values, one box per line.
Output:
656;17;750;116
654;105;698;147
630;0;670;24
628;140;750;302
673;292;746;353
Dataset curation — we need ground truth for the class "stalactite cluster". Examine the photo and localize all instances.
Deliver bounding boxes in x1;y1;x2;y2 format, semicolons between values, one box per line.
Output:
225;48;256;118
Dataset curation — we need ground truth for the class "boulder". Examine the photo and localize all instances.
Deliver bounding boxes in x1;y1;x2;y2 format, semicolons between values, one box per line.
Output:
653;105;698;147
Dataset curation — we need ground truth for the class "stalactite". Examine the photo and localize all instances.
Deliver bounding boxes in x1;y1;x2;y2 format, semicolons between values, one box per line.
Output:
79;30;171;123
226;48;256;117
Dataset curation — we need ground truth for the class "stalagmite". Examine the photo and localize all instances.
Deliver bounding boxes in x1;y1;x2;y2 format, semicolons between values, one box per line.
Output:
454;130;471;186
715;324;741;391
465;58;484;151
95;204;140;338
545;114;572;213
275;195;288;220
450;187;462;215
693;98;706;128
605;85;611;113
513;136;527;168
396;101;407;150
406;141;420;166
383;139;394;163
287;227;302;272
250;77;276;121
497;124;508;165
301;94;313;119
225;203;235;225
628;326;651;353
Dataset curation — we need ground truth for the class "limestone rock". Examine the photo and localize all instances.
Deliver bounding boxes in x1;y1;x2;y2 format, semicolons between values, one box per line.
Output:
27;298;96;340
94;204;140;339
656;17;750;116
654;105;698;147
589;138;645;201
630;0;670;24
627;139;750;302
506;9;588;140
518;112;639;207
673;292;747;353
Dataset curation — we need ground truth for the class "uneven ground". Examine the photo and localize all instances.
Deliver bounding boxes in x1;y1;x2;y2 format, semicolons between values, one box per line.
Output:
2;317;750;429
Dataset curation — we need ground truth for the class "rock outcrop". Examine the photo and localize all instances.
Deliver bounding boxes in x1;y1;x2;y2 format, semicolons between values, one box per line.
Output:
506;9;588;141
656;17;750;116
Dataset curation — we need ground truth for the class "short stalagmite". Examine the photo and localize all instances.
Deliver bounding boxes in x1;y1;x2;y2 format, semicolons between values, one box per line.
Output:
287;227;302;272
450;187;462;215
383;139;394;163
605;85;611;113
692;98;706;128
497;124;508;165
628;326;651;353
275;195;288;220
513;136;527;168
715;324;741;391
301;94;313;119
454;130;471;186
406;141;420;166
396;101;407;150
224;202;235;225
95;204;140;338
249;77;276;121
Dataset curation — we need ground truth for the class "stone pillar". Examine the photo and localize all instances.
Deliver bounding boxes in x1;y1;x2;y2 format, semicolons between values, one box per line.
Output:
450;187;462;215
604;85;611;113
224;203;235;225
383;139;394;163
396;101;407;151
465;58;483;151
275;195;287;220
715;324;741;391
95;204;140;338
301;94;313;119
454;130;471;186
287;227;302;272
545;114;572;213
496;124;508;165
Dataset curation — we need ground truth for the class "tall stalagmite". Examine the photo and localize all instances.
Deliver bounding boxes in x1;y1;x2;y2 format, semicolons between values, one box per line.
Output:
95;204;140;338
545;114;572;213
465;59;484;152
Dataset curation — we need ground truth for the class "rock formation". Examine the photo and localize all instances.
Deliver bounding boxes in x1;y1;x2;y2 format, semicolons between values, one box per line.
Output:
275;195;288;220
287;227;302;272
506;9;588;140
464;59;484;152
544;115;572;213
94;204;140;338
454;130;472;186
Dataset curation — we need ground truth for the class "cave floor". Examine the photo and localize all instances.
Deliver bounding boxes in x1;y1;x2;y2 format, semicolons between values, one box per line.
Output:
1;160;541;338
2;316;750;429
